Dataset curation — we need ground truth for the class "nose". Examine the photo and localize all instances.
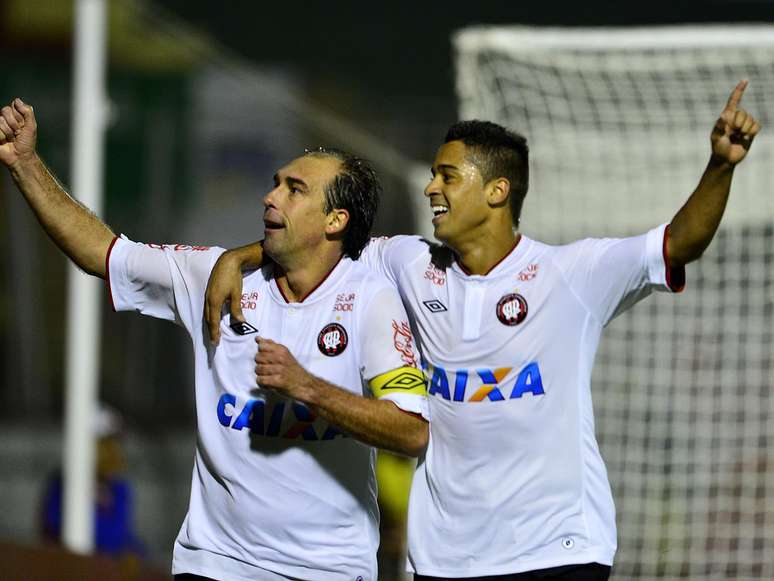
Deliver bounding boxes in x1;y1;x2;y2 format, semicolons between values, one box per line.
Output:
264;186;279;209
424;174;441;198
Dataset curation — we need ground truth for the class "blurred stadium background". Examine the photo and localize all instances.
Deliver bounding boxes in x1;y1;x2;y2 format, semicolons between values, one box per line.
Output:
1;1;773;579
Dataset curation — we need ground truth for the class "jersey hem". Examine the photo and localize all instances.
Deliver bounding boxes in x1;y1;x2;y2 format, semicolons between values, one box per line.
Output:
173;546;371;581
407;548;614;577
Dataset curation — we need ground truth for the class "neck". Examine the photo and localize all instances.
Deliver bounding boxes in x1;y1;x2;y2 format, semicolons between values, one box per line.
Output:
451;223;520;276
274;247;343;302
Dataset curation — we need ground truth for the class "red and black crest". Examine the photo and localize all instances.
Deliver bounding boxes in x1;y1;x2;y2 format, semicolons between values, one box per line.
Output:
317;323;348;356
496;293;528;326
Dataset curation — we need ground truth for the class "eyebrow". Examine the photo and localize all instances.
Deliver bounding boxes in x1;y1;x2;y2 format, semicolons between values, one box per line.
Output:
274;173;309;191
431;163;460;175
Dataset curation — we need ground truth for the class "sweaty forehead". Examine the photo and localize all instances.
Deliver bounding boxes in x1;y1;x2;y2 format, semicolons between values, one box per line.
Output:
434;140;482;176
279;155;342;188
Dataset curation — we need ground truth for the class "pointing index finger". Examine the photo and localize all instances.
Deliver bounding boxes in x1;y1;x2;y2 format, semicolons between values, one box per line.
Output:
724;79;749;112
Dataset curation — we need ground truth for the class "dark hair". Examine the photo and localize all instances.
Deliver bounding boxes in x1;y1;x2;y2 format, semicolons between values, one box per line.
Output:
444;120;529;224
305;147;380;259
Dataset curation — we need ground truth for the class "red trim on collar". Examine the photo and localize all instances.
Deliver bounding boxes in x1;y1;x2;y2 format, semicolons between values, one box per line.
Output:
275;255;344;304
104;236;120;312
456;234;522;276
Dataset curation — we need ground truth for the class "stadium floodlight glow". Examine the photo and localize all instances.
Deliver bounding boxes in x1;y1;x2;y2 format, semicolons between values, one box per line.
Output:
455;24;774;580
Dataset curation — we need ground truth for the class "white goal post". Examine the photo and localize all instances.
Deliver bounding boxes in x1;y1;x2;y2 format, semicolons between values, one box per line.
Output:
454;25;774;581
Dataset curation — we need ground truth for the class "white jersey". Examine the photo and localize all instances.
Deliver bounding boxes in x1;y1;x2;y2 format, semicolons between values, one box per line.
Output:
360;224;684;577
106;236;428;581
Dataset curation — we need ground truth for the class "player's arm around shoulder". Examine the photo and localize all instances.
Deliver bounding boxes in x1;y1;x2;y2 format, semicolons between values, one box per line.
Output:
205;241;266;344
358;234;436;282
205;234;430;345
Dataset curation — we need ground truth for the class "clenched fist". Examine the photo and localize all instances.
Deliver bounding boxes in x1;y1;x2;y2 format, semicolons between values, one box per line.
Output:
0;98;37;168
255;337;316;402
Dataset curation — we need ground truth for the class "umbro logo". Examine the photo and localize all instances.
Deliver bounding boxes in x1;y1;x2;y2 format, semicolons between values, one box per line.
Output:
422;299;447;313
230;319;258;335
381;372;426;390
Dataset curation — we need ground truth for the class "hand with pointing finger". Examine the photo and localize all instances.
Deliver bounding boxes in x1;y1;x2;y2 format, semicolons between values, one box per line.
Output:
711;80;760;166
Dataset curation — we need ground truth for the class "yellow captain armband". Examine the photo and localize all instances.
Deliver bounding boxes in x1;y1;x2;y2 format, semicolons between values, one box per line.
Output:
369;366;427;398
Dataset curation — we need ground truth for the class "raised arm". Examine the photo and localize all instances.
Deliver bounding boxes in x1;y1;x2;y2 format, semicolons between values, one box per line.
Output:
0;99;114;277
667;80;760;267
254;337;429;457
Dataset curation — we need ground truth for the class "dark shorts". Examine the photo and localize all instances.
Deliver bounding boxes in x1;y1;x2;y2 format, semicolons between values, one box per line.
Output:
174;575;219;581
415;562;611;581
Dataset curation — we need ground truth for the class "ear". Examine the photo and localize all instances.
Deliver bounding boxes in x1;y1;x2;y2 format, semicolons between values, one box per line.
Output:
486;177;511;207
325;208;350;235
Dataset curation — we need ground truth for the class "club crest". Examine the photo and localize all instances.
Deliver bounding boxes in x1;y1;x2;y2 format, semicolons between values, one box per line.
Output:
317;323;348;356
496;293;528;326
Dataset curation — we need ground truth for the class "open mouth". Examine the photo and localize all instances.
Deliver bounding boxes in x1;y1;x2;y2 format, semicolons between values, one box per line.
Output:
431;205;449;218
263;219;285;231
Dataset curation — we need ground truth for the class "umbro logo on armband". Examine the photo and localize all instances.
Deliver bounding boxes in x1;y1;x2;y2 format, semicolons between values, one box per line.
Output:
383;371;425;390
422;299;447;313
230;319;258;335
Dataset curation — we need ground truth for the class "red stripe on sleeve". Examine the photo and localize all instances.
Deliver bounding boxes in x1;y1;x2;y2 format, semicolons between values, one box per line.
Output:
104;236;120;312
663;225;686;293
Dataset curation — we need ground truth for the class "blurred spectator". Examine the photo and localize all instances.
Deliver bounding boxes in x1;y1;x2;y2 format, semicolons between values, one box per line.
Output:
40;405;145;561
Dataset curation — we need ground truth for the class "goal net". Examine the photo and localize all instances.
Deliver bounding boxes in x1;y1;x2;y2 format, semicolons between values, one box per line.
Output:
455;25;774;580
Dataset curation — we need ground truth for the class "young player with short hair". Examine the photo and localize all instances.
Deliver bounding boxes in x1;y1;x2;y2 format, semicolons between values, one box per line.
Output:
204;81;760;580
0;101;429;581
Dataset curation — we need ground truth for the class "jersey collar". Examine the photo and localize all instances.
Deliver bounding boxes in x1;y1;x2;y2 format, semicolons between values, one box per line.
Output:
451;234;529;279
267;255;352;306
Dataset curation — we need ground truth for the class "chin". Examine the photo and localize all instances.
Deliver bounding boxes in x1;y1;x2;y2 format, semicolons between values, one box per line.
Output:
262;238;281;259
432;224;452;245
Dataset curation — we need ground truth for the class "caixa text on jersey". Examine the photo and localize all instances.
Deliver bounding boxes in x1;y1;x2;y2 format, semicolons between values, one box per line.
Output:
424;362;544;402
216;393;347;441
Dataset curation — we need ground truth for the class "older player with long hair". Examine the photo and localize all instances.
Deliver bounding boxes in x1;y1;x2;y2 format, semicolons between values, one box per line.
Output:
0;99;429;581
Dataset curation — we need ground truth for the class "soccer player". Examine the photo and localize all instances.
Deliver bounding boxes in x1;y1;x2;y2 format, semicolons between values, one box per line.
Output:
0;99;429;581
204;81;760;580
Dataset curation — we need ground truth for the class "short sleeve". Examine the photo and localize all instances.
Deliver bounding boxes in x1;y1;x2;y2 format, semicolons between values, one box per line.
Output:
359;235;428;286
358;283;429;420
554;223;685;327
106;236;225;332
